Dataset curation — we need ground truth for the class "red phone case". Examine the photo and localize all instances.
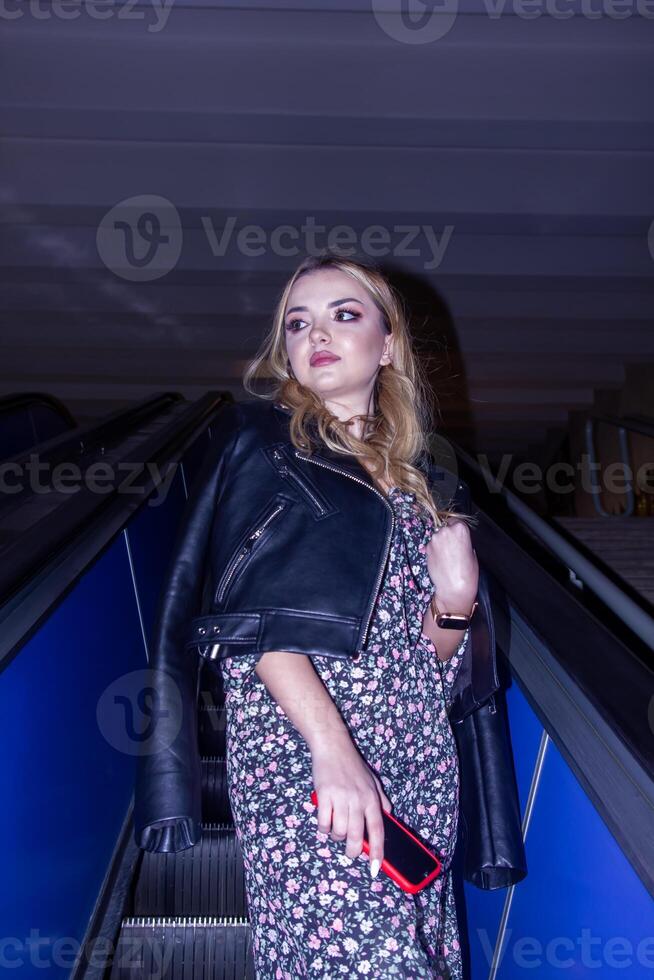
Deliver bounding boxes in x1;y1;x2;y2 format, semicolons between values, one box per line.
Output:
310;789;442;894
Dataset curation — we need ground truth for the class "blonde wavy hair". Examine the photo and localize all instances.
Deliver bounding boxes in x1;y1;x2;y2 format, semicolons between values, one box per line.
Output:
243;251;476;531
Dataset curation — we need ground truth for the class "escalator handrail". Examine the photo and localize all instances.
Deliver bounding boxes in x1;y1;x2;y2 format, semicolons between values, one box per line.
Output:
454;444;654;651
2;392;183;470
0;391;77;430
0;392;233;674
589;412;654;440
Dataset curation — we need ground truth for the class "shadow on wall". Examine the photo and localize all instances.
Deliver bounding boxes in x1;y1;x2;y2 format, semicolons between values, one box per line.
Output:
378;261;475;451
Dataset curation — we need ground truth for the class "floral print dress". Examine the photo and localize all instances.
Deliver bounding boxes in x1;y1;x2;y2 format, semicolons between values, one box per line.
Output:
219;487;470;979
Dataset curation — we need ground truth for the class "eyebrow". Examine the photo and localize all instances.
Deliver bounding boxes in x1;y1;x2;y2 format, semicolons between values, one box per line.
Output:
285;297;365;317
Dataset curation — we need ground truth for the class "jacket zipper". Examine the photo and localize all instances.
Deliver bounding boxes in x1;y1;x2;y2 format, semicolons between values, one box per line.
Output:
269;448;328;517
294;450;394;652
215;501;287;604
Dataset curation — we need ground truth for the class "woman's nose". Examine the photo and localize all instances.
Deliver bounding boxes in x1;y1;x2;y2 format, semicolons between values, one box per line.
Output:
308;318;332;344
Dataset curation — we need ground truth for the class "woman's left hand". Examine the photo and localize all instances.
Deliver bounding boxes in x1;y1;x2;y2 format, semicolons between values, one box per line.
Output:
425;518;479;611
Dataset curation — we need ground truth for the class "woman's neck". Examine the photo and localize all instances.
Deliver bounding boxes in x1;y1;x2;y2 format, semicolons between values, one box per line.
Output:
356;455;392;495
323;393;376;442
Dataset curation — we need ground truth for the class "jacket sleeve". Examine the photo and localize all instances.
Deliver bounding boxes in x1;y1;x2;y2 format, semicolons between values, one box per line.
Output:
426;463;500;723
133;400;243;852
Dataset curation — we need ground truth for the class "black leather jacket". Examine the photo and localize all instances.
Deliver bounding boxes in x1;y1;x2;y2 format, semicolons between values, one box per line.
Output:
133;398;500;853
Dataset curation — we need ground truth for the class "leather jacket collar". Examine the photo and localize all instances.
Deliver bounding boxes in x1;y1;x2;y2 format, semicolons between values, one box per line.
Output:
271;400;379;488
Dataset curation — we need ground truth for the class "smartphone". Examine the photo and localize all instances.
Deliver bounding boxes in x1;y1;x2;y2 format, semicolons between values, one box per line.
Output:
310;789;442;894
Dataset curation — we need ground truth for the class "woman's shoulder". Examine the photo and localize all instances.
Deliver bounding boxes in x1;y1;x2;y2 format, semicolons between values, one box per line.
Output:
212;398;292;455
214;397;282;431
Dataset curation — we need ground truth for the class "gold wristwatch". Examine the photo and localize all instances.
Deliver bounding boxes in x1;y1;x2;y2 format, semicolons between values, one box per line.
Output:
430;595;478;631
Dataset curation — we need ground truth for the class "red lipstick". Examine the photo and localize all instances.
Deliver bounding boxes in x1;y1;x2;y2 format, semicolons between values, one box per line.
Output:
310;351;340;367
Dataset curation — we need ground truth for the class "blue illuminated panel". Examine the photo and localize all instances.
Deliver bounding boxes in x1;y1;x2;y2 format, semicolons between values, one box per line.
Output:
460;668;653;979
0;441;201;978
0;536;146;978
501;737;654;978
460;678;545;979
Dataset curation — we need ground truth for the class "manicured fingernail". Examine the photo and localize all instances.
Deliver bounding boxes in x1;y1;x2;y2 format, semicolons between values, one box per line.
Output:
370;859;380;879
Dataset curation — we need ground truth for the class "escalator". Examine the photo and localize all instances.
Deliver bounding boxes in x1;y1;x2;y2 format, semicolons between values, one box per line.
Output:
1;392;652;979
113;750;254;979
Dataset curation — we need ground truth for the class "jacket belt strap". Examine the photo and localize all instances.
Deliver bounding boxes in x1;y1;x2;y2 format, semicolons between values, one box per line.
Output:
186;613;261;659
186;610;361;661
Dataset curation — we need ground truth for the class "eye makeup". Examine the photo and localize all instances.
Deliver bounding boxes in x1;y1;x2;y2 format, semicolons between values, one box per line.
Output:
285;306;362;332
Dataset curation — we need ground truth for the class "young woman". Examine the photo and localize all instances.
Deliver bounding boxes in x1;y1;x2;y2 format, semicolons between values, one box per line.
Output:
211;252;480;978
134;249;488;977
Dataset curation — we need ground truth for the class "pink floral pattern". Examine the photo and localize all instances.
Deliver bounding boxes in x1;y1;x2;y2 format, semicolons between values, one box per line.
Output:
220;487;469;978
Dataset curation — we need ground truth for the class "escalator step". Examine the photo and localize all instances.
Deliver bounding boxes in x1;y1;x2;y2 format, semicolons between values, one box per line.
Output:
134;824;248;918
198;704;227;757
201;757;232;825
110;916;254;979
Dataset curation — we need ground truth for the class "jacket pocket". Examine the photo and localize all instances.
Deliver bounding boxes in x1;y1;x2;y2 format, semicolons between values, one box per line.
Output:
214;496;290;605
264;446;335;518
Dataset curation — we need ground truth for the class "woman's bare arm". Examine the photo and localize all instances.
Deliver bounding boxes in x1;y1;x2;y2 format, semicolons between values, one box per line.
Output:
253;650;391;876
254;650;351;751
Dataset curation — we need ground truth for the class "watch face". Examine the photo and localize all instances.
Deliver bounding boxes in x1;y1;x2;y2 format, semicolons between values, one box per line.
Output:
436;614;469;631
